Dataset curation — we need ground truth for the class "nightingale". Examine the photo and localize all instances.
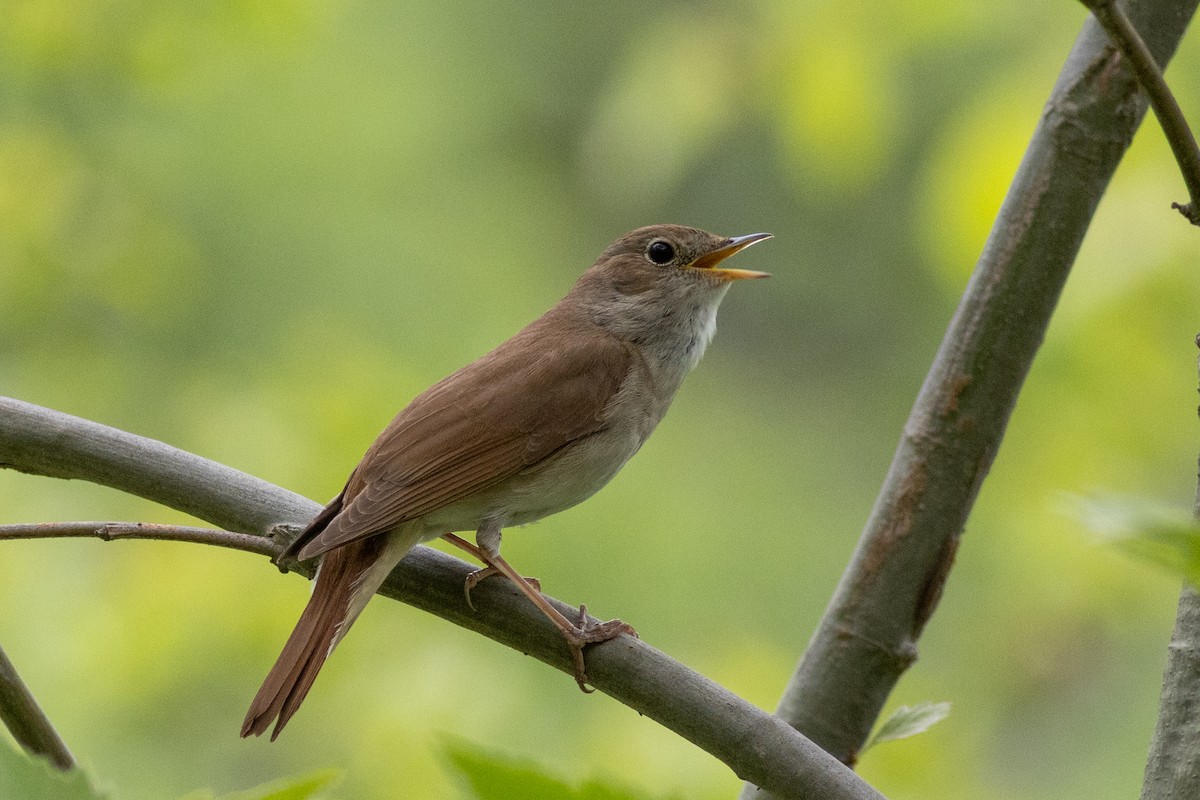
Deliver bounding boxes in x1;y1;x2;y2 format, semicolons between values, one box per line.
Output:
241;224;770;740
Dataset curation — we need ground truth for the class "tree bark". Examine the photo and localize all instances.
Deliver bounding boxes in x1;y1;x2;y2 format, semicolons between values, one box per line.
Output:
1140;584;1200;800
741;2;1200;795
1138;339;1200;800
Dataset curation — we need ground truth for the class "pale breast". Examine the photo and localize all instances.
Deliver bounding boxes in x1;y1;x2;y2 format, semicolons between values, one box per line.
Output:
417;364;665;533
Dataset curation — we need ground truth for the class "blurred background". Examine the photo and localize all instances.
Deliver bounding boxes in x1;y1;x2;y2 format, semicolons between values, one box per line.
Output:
1;1;1198;798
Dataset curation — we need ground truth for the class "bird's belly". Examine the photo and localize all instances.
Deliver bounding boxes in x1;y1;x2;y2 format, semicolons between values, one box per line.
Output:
419;425;644;533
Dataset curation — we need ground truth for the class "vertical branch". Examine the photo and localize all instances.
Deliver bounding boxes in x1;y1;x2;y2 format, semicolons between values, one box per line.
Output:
741;1;1199;793
1140;586;1200;798
0;645;75;771
1138;337;1200;800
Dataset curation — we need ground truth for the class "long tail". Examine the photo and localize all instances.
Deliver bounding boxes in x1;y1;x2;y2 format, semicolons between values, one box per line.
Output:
241;531;412;740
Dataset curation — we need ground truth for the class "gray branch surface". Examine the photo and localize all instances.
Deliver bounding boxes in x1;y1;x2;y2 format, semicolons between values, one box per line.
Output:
1138;341;1200;800
0;397;885;800
1140;585;1200;799
741;0;1200;792
0;644;75;771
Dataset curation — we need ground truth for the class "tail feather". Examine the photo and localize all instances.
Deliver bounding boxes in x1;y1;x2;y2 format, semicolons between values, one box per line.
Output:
241;536;387;740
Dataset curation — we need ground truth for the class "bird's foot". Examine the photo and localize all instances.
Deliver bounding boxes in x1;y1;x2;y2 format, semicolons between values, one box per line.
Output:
267;523;306;572
463;567;541;611
561;604;638;693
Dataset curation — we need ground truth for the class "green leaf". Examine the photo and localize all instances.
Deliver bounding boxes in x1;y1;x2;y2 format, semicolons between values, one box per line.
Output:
439;736;661;800
177;769;341;800
1067;494;1200;586
863;701;951;752
0;741;108;800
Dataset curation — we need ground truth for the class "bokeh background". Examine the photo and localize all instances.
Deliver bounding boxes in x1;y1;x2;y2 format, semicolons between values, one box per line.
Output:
2;1;1199;798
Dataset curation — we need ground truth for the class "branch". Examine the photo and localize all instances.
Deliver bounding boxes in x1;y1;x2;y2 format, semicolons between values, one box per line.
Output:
740;0;1200;790
1140;585;1200;798
1081;0;1200;224
0;400;316;536
0;521;278;558
0;644;75;771
1137;336;1200;800
0;397;884;800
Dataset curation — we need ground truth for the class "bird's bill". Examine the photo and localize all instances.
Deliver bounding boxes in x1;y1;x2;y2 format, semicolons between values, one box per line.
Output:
689;232;773;280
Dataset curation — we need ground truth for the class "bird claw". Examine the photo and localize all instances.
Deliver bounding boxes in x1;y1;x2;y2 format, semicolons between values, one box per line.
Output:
563;604;638;692
460;573;636;694
463;567;541;611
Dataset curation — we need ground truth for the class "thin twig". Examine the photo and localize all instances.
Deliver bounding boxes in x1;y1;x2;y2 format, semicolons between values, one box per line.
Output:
1081;0;1200;224
0;644;75;771
0;397;884;800
0;521;279;558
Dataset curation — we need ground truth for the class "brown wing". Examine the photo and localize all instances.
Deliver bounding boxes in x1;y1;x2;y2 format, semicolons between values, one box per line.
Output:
295;313;631;560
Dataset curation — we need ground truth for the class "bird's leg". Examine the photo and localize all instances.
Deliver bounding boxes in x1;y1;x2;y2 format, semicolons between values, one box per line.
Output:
441;532;485;561
441;533;496;609
455;522;636;692
441;532;541;609
477;550;637;692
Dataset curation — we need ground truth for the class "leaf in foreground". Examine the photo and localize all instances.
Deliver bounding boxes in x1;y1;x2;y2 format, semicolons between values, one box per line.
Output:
863;701;952;753
177;769;341;800
1068;493;1200;586
0;742;107;800
439;735;669;800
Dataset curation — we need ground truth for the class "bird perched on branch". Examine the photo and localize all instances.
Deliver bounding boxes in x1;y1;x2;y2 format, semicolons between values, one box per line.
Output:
242;224;771;740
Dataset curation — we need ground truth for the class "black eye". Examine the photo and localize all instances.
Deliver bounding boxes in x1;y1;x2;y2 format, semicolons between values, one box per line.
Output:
646;239;675;265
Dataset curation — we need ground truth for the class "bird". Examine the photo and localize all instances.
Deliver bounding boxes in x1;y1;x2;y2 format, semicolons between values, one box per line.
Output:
241;224;771;740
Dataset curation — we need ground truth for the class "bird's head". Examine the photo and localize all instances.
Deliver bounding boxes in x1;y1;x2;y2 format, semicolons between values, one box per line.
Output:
570;224;771;347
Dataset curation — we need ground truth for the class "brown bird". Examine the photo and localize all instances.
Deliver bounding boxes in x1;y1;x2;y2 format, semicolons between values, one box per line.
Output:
241;224;771;740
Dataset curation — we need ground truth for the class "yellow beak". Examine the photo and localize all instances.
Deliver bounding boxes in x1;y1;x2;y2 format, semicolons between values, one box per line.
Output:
689;232;773;280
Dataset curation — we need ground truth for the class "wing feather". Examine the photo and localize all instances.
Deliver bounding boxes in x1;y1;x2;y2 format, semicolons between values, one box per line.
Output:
297;312;630;559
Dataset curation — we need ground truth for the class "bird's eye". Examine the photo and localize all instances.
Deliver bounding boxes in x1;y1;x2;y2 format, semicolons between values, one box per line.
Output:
646;240;676;265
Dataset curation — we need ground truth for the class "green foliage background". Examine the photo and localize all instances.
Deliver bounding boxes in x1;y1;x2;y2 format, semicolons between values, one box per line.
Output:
1;1;1198;798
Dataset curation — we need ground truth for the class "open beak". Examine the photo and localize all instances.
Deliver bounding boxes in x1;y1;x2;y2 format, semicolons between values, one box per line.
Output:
689;232;773;280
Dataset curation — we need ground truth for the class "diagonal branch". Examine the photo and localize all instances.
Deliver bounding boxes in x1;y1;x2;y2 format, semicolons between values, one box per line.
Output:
1081;0;1200;224
740;0;1200;792
0;396;884;800
0;398;317;536
0;644;75;771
